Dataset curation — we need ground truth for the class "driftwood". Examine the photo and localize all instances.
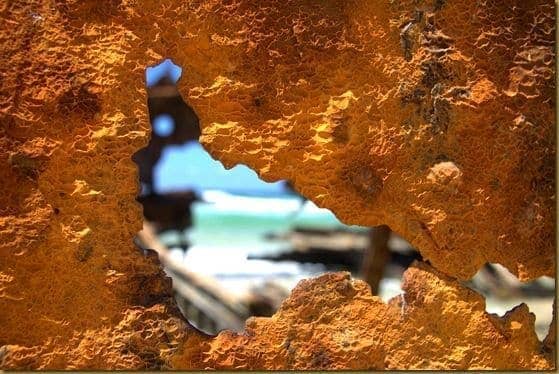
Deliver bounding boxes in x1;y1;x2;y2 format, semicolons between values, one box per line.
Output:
259;227;421;273
136;222;249;333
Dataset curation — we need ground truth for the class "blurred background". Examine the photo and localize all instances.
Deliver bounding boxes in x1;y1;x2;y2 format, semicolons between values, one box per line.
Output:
133;59;555;338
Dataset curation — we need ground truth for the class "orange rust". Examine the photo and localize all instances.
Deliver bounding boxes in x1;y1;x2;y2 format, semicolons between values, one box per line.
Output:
0;0;555;370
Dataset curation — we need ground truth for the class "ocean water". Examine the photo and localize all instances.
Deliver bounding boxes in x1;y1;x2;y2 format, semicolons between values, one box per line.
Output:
158;190;378;297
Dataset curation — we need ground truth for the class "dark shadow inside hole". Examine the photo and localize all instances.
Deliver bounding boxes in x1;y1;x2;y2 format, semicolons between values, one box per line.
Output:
132;59;554;340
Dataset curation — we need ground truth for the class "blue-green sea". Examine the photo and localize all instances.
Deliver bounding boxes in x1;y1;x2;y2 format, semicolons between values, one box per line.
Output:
158;191;374;296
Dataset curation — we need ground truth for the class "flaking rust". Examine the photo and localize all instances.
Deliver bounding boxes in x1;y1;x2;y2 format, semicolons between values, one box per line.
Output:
0;0;555;370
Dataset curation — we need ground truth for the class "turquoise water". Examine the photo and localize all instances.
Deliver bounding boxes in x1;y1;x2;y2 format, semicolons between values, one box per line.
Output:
191;197;352;248
158;191;367;295
160;191;362;253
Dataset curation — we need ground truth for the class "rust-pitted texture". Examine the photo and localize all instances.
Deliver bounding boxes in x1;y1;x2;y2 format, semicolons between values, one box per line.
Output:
0;0;555;370
171;0;555;281
0;0;197;369
0;305;200;370
2;263;553;370
171;263;553;370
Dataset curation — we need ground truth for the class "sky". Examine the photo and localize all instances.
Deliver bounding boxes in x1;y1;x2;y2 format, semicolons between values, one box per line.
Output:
146;60;287;196
154;141;287;195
